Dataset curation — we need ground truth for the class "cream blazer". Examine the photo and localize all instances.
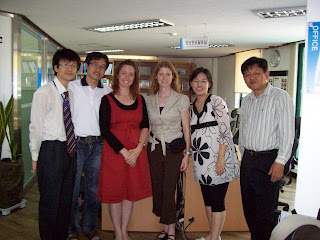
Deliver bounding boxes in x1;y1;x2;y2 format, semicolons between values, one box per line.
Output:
146;89;189;155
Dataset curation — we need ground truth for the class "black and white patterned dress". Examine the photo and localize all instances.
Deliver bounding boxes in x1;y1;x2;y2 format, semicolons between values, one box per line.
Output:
190;94;240;186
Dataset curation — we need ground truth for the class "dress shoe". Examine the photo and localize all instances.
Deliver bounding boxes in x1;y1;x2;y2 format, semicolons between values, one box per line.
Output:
86;231;100;240
196;237;221;240
67;234;79;240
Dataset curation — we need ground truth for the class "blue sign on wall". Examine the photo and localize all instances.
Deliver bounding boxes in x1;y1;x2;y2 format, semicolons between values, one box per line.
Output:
306;22;320;94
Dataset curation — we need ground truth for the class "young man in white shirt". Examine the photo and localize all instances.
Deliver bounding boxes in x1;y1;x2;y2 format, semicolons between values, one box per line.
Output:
67;52;111;240
29;48;80;240
239;57;294;240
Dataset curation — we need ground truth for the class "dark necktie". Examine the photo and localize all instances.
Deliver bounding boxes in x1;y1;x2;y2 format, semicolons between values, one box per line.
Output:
63;91;76;156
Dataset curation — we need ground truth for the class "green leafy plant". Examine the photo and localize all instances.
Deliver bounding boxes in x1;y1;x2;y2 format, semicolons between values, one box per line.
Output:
0;96;20;162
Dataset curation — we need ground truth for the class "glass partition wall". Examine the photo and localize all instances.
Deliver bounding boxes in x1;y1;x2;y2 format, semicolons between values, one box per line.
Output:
13;16;61;185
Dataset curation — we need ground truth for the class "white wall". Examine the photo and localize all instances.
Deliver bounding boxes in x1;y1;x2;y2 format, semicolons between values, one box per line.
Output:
213;43;299;112
0;13;13;159
262;43;299;102
294;0;320;218
189;57;217;96
217;54;236;108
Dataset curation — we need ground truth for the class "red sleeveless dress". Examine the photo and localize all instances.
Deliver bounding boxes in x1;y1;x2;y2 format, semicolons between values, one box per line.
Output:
98;94;152;203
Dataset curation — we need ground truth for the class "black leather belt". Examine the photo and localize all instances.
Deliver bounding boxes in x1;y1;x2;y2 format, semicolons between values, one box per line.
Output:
245;149;278;157
77;136;103;143
191;121;218;133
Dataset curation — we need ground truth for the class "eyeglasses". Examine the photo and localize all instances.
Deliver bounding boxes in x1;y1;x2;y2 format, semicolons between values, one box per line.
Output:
192;79;208;84
58;63;78;69
90;62;107;71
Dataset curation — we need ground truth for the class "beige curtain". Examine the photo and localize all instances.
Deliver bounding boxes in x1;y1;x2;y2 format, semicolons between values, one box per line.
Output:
234;49;262;93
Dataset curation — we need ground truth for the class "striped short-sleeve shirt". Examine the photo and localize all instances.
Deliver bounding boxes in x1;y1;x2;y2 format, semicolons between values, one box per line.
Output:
239;83;294;165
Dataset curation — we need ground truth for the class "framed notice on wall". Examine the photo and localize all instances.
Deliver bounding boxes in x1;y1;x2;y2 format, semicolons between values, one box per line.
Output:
268;71;288;91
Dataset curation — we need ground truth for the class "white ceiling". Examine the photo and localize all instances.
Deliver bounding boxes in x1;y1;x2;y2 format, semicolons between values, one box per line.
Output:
0;0;307;58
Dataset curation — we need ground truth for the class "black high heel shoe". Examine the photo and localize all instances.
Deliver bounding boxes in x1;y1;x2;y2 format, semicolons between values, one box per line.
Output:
167;235;175;240
155;231;168;240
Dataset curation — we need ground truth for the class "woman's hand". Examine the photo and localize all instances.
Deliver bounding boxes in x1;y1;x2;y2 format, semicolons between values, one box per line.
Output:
127;146;143;167
216;144;227;176
120;148;131;163
180;154;189;172
215;156;225;176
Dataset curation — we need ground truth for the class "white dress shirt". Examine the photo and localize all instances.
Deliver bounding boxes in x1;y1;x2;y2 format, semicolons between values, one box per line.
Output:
239;83;295;165
68;77;111;137
29;77;67;161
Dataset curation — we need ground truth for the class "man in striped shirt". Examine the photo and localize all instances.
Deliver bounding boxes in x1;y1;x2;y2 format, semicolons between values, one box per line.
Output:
239;57;294;240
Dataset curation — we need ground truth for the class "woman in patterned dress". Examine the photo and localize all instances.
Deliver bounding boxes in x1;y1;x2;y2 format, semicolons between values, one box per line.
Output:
189;67;240;240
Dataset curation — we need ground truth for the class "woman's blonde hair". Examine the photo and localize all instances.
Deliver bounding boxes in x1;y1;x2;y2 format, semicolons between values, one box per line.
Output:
112;60;140;98
149;61;180;94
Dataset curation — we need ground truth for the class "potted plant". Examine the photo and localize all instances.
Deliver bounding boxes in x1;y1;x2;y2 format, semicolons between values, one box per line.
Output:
0;95;24;210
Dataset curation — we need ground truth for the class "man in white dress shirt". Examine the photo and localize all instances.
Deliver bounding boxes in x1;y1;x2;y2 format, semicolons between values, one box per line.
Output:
239;57;294;240
29;48;80;240
67;52;111;240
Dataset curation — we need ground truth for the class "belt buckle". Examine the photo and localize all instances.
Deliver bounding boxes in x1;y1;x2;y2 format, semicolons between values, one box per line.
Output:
248;150;256;157
85;136;94;143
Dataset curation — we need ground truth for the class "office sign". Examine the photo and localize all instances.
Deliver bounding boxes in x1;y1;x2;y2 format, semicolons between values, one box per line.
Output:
180;37;209;50
306;22;320;94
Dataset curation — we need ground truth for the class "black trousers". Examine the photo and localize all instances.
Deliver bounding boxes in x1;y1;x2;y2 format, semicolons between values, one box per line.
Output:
240;150;280;240
37;140;77;240
147;143;182;225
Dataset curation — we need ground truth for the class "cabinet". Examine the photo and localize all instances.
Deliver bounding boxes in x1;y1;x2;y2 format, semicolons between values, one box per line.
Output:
21;57;40;90
77;58;195;97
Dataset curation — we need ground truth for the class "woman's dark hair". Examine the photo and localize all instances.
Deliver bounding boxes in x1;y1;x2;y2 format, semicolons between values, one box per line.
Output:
85;52;110;67
189;67;213;93
52;48;80;75
241;57;268;75
112;60;140;98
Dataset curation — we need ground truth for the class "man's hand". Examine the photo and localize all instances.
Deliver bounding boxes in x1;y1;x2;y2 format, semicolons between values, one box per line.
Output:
268;162;284;182
31;161;37;174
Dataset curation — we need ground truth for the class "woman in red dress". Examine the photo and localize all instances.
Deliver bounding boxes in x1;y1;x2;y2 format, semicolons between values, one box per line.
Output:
99;60;152;240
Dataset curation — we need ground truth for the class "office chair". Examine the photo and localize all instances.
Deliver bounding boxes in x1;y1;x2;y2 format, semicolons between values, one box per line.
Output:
277;116;301;211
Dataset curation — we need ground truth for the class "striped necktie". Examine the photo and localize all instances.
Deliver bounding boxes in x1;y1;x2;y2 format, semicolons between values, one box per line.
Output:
63;91;76;156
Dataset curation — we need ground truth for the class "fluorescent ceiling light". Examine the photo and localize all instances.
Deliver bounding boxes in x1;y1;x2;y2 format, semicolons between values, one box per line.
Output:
107;55;157;60
84;19;173;33
170;44;233;49
254;7;306;19
209;44;233;48
85;49;125;53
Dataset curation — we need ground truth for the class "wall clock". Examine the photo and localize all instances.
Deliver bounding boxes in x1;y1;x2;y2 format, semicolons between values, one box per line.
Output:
269;50;281;67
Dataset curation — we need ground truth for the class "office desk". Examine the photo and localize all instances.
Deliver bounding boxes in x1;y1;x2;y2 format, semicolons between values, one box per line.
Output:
101;156;248;232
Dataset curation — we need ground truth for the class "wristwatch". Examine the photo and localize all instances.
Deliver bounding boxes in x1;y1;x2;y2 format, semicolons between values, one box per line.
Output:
184;151;192;155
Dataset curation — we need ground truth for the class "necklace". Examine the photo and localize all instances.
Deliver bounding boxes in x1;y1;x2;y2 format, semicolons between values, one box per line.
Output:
159;93;170;107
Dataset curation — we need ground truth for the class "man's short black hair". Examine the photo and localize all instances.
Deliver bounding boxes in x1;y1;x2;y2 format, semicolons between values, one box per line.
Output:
52;48;80;75
241;57;268;75
85;52;110;67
